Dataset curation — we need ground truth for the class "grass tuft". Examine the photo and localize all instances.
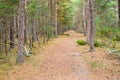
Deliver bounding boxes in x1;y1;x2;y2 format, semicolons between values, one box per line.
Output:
94;40;102;47
64;33;70;36
77;40;86;45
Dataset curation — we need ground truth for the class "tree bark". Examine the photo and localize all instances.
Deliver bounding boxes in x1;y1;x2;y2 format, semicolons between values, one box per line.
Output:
82;0;86;36
16;0;26;63
86;0;90;44
10;16;15;48
16;15;19;38
88;0;95;52
24;15;28;45
48;0;53;33
32;17;37;42
53;0;58;36
49;0;58;36
118;0;120;27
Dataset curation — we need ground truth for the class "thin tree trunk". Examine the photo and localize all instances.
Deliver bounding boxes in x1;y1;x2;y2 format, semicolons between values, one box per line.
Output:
5;34;7;55
24;0;28;45
82;0;86;36
32;17;37;42
49;0;54;34
86;0;90;44
118;0;120;27
54;0;58;37
24;16;27;45
89;0;95;52
29;15;33;49
16;15;19;38
16;0;26;63
0;20;2;52
10;16;15;48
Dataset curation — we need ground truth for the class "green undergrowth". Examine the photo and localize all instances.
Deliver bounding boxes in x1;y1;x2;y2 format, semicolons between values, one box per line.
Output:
77;39;102;47
97;27;120;41
63;33;70;36
94;40;102;47
96;26;120;60
97;27;120;42
77;40;87;45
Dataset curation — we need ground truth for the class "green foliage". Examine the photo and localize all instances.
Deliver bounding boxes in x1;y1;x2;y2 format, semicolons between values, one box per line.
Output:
77;40;86;45
97;27;120;41
97;27;113;38
94;40;102;47
43;26;55;39
0;0;19;16
94;0;118;48
96;26;120;49
113;29;120;41
63;33;70;36
94;0;117;28
27;0;38;14
57;0;78;30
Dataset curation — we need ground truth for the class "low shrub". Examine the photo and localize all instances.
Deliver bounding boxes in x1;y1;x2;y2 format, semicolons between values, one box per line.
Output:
43;25;56;40
114;30;120;41
97;27;113;38
94;40;102;47
77;40;86;45
64;33;70;36
97;27;120;41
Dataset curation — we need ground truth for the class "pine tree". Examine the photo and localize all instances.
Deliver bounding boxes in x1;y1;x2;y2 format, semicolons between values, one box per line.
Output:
16;0;26;63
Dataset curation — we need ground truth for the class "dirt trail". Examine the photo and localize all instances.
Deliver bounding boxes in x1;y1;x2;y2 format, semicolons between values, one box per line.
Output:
37;36;90;80
6;31;98;80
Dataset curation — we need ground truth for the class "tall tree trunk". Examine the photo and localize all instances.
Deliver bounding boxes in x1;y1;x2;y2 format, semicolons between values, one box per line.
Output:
16;15;19;38
16;0;26;63
24;16;28;45
32;17;37;43
82;0;86;36
86;0;90;44
10;16;15;48
0;20;2;52
54;0;58;36
49;0;54;34
29;18;33;49
89;0;95;52
118;0;120;27
24;0;28;45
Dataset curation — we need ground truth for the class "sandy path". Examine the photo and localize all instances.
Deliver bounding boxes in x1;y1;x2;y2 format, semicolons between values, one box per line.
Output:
6;33;93;80
38;36;90;80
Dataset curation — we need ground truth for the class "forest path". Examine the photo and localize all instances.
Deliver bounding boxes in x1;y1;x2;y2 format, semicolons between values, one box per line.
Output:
6;31;98;80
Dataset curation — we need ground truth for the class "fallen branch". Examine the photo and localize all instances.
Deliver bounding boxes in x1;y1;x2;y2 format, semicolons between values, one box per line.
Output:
24;46;30;57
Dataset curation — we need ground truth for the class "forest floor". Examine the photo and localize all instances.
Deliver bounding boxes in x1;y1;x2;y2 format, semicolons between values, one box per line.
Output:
4;30;120;80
